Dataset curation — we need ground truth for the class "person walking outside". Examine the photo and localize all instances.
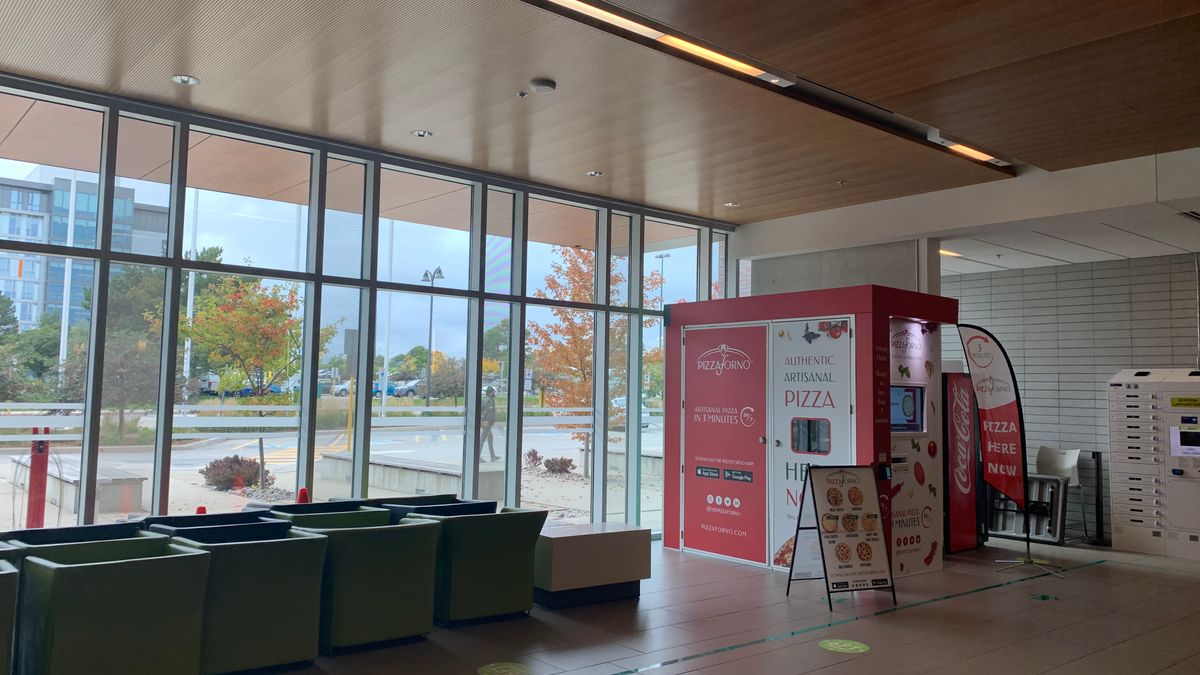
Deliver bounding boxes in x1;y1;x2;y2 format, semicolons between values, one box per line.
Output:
480;386;499;462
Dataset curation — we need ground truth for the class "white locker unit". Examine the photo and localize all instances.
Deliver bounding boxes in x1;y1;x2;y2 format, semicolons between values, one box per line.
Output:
1160;371;1200;560
1108;369;1167;555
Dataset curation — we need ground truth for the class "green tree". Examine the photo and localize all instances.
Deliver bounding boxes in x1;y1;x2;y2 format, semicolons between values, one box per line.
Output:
0;293;17;344
99;329;160;436
482;319;510;362
182;276;334;487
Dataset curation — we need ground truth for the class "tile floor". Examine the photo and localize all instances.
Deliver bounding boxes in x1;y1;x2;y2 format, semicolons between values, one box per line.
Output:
295;539;1200;674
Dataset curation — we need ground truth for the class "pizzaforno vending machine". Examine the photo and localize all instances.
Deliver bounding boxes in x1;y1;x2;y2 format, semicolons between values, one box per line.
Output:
663;285;956;579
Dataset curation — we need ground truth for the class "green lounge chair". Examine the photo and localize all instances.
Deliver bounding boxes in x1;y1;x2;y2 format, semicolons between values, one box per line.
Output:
169;524;327;674
274;507;440;651
409;507;548;624
0;556;16;675
15;538;208;675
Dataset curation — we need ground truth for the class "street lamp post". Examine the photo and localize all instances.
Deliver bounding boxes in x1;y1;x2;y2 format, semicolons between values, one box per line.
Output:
421;267;443;412
654;252;670;350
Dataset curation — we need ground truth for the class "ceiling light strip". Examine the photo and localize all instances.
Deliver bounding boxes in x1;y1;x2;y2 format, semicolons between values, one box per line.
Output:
536;0;1013;175
546;0;794;87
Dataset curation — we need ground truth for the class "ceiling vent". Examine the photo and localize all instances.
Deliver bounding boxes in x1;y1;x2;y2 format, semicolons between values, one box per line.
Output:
1178;211;1200;224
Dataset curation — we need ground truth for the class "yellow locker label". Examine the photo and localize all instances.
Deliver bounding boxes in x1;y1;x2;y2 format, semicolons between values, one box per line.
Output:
1171;397;1200;408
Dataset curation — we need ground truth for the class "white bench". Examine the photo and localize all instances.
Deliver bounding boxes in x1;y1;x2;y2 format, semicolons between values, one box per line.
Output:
533;522;651;608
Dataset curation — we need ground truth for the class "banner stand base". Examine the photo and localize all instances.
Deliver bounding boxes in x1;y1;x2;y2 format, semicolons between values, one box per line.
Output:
994;531;1063;578
993;557;1064;578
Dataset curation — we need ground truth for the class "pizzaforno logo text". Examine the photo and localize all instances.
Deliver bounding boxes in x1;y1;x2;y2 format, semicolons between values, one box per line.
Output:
695;344;753;375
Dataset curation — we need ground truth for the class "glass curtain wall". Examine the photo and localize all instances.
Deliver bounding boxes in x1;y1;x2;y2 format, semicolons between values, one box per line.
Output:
0;80;729;529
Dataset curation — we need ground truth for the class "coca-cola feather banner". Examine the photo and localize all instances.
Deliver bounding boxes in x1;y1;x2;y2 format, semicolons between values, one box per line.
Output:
944;372;979;553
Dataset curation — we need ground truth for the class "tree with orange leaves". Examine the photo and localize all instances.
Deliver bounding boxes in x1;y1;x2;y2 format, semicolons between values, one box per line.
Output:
526;246;664;475
182;275;335;487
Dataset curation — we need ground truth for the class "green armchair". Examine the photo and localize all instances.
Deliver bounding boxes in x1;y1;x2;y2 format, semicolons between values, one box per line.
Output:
275;509;440;651
169;524;327;674
409;507;548;624
0;557;16;675
3;523;166;570
15;539;209;675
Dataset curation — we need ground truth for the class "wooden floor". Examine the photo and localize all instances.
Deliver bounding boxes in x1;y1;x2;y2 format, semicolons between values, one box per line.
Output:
294;539;1200;674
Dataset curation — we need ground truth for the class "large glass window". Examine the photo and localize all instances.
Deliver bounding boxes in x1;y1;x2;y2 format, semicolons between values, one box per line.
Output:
113;116;173;255
369;291;468;499
0;83;722;528
641;316;665;531
0;253;91;528
712;232;727;300
644;219;699;308
94;263;166;521
322;159;366;278
610;214;631;307
0;93;101;250
184;131;312;272
606;313;630;521
476;302;515;502
169;272;306;513
523;304;594;524
378;169;472;290
484;190;516;295
313;284;363;500
526;198;597;304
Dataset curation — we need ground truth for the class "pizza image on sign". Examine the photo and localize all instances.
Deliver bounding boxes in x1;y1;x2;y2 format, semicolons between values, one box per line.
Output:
848;486;864;506
827;488;843;507
773;536;796;567
835;543;852;563
857;542;873;562
841;513;858;533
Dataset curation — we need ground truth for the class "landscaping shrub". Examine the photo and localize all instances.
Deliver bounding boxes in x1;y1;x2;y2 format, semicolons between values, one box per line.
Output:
199;455;275;490
524;448;544;471
543;457;576;474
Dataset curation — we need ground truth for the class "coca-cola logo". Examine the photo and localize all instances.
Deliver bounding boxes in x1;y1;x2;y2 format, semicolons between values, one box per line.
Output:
950;382;973;496
890;329;922;356
965;335;995;369
695;344;752;376
974;376;1011;395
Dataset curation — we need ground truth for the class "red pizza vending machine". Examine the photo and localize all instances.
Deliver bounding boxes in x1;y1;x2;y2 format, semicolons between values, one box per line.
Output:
664;285;957;579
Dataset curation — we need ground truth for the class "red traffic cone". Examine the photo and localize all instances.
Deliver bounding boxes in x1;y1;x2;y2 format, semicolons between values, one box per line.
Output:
297;487;310;504
195;506;207;514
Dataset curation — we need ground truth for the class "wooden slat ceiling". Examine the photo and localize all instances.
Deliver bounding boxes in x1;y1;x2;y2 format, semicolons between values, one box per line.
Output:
608;0;1200;171
0;0;1007;225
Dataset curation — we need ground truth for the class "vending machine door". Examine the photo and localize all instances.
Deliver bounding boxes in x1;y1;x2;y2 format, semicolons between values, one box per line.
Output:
767;316;855;574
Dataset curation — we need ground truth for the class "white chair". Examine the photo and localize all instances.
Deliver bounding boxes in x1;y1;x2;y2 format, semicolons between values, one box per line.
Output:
1036;446;1086;541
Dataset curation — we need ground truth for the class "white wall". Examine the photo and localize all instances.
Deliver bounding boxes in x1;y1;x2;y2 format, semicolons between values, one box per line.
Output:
941;254;1200;540
749;239;940;295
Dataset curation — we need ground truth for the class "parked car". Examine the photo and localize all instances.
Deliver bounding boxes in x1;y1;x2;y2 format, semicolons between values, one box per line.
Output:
332;380;354;397
395;379;421;396
609;398;653;429
235;383;283;397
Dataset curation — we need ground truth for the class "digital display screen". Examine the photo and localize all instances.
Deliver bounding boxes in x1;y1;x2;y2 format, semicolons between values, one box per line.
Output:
890;385;924;432
1173;426;1200;457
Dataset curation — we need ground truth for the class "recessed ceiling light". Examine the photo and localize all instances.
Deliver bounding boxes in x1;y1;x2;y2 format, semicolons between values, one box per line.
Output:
411;130;434;138
927;129;1010;166
938;249;963;257
171;75;200;86
723;201;741;207
585;170;604;177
